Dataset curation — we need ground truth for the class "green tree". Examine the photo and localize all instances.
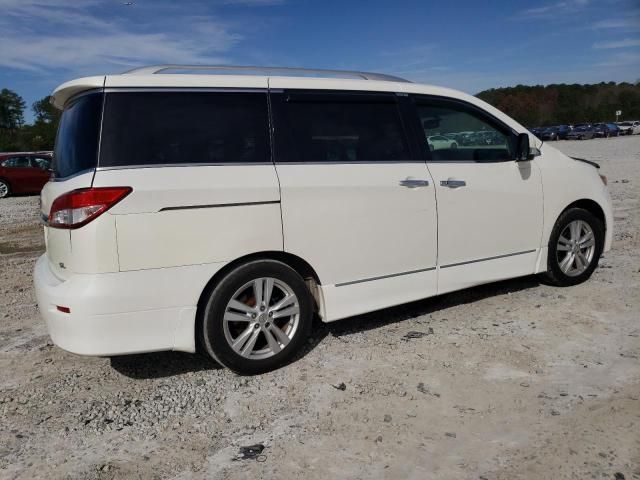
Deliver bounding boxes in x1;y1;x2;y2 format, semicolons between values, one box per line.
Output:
0;88;26;151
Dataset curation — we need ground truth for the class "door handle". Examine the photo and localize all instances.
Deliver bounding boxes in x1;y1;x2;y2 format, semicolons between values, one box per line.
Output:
400;179;429;188
440;179;466;188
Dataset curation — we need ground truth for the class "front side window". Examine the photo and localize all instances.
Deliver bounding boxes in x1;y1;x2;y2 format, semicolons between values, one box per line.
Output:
414;98;514;162
2;156;31;168
100;92;270;167
273;92;411;162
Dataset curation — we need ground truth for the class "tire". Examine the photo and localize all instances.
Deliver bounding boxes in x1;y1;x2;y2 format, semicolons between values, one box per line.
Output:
0;180;9;198
540;208;604;287
451;142;458;149
199;260;313;374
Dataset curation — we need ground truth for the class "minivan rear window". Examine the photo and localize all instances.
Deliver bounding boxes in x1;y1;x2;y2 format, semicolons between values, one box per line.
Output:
99;92;270;167
53;92;103;178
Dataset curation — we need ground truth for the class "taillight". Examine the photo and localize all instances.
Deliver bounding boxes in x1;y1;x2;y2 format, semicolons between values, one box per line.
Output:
48;187;132;229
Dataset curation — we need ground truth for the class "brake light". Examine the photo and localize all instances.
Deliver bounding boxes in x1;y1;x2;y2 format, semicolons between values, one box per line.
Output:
48;187;132;229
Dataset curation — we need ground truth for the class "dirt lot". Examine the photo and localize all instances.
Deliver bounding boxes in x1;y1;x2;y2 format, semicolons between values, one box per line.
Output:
1;136;639;480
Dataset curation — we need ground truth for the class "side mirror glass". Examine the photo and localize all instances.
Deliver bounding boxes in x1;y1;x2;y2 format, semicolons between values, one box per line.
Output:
516;133;531;161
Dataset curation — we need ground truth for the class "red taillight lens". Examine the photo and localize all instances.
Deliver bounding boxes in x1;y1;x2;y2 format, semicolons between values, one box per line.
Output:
49;187;132;229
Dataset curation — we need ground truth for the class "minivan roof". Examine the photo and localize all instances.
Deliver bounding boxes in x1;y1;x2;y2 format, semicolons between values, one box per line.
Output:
49;64;539;147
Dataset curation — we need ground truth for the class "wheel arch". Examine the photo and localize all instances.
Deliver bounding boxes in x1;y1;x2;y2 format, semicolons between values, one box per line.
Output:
560;199;606;231
194;251;322;352
0;177;10;191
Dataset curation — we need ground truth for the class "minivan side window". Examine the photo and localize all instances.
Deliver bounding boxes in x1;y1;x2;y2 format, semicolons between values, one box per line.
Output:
100;92;270;168
413;97;514;162
272;92;411;163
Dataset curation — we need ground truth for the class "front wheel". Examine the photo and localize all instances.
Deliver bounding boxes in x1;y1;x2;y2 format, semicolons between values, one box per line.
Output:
0;180;9;198
199;260;313;374
540;208;604;287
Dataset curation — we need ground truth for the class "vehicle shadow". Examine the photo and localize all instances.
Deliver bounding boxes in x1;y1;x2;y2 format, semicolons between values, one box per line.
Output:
294;274;542;359
110;351;222;380
111;275;541;379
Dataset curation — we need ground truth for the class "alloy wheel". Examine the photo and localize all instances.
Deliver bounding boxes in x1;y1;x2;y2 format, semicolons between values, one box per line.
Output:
556;220;596;277
222;277;300;360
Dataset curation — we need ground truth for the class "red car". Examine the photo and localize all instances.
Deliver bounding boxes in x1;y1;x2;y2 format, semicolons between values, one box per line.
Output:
0;152;52;198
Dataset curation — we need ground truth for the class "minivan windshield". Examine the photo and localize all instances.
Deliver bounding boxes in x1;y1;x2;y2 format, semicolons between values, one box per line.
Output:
53;92;103;178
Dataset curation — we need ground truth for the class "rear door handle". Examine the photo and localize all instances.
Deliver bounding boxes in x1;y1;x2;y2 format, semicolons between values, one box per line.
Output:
400;179;430;188
440;179;466;188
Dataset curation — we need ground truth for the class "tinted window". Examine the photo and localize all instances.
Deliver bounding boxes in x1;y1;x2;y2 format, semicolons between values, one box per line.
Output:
53;92;103;178
100;92;270;167
2;156;31;168
414;98;514;162
31;156;51;170
273;92;410;162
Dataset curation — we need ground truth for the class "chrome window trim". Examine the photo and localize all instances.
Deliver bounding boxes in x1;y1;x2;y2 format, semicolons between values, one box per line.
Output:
159;200;280;212
95;162;274;172
274;160;428;165
335;266;436;287
440;249;537;269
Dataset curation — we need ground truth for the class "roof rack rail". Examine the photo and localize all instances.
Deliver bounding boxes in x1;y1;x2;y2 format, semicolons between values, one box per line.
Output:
123;65;410;83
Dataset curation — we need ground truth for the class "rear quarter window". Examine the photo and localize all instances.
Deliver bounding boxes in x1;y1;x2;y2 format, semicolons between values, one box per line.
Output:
99;92;270;167
53;92;103;178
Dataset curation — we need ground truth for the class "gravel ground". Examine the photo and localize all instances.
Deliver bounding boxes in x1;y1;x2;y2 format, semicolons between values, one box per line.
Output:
1;136;639;480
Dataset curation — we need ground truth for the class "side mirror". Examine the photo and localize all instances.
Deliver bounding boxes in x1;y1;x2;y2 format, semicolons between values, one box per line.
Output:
516;133;531;161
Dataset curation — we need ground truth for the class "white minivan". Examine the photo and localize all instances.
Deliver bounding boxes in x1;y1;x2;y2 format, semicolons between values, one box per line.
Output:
34;66;613;374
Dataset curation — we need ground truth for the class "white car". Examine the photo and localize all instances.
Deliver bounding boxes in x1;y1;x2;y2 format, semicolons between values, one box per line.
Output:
617;121;640;135
427;135;458;151
34;66;613;374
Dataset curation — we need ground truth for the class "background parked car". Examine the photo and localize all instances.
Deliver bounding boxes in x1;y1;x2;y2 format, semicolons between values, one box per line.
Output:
0;152;52;198
617;121;640;135
556;125;573;139
540;127;559;141
530;127;544;139
427;135;458;150
566;126;595;140
593;123;620;138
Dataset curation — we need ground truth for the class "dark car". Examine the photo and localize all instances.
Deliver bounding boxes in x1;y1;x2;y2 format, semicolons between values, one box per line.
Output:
593;123;620;138
0;152;52;198
540;127;560;141
566;126;595;140
556;125;572;139
530;127;545;139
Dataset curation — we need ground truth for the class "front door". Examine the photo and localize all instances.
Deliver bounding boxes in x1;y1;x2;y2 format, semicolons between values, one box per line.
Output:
409;95;543;294
270;88;438;321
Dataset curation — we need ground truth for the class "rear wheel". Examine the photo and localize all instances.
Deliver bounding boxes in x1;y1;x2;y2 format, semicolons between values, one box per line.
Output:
199;260;313;374
0;180;9;198
540;208;604;287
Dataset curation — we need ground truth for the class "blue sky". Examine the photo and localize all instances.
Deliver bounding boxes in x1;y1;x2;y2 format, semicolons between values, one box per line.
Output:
1;0;639;123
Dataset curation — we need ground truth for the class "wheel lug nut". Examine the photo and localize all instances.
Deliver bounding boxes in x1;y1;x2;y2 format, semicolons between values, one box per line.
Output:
260;306;265;311
268;312;273;317
254;324;260;329
265;322;270;328
251;313;257;318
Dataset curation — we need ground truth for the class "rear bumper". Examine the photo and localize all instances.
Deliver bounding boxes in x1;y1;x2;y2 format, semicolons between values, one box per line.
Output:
33;255;225;356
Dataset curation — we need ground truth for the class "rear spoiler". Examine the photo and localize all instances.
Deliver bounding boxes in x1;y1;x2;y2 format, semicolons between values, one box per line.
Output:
571;157;600;169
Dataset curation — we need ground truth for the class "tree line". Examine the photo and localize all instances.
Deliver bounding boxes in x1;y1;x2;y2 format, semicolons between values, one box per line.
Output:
0;89;60;152
477;81;640;128
2;81;640;152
